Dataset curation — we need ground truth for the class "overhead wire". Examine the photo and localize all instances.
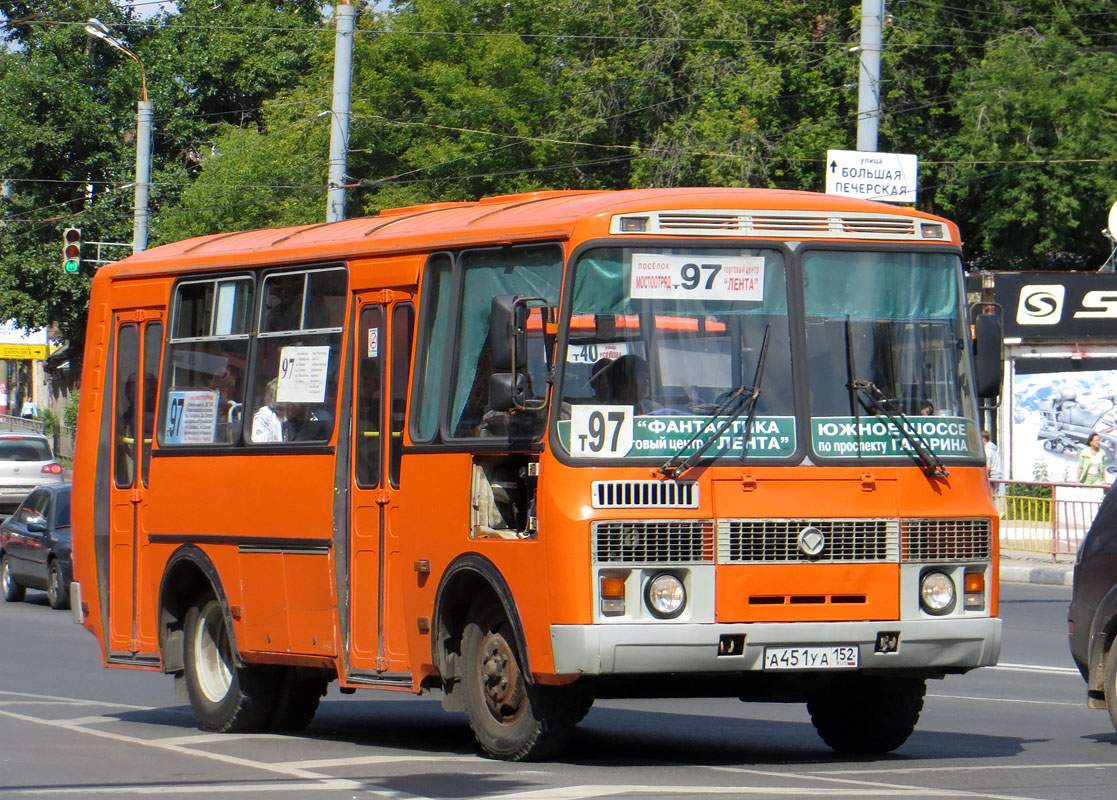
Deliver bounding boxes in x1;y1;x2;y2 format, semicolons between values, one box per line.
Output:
4;4;1114;227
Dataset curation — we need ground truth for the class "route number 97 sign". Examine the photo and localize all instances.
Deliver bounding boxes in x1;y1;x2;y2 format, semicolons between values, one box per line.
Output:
569;405;634;457
630;253;765;302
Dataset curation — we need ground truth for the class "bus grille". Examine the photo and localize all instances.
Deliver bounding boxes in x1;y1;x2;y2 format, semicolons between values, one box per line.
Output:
593;520;714;563
717;519;899;563
591;480;699;509
900;518;992;562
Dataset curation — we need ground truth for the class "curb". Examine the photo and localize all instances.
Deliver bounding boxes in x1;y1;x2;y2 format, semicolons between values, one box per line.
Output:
1000;564;1074;587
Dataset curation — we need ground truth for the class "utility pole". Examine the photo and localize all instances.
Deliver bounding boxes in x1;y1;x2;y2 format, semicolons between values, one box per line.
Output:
326;1;356;223
85;19;152;252
134;98;153;252
856;0;884;152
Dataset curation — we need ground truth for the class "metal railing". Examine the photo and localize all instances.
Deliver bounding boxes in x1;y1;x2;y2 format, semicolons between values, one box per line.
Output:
0;414;75;461
995;480;1107;560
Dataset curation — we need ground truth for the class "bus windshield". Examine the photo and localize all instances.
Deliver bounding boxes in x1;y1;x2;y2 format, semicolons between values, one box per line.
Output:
556;246;795;461
803;249;980;461
555;245;981;464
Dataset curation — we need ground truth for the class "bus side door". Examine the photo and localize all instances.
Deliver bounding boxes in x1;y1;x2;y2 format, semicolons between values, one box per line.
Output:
108;311;163;656
348;298;414;674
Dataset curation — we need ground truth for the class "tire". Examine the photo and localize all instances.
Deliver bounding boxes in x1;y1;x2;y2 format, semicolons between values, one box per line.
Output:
1103;641;1117;732
807;675;926;755
461;603;579;761
47;560;70;610
268;670;327;733
1;554;24;603
182;596;276;733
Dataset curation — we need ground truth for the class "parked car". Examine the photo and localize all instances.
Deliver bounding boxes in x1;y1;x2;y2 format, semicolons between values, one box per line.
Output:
0;432;65;514
1068;487;1117;730
0;484;72;609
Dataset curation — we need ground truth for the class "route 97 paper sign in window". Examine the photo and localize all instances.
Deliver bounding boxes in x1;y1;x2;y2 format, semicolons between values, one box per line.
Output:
276;345;331;403
165;390;219;444
630;253;765;302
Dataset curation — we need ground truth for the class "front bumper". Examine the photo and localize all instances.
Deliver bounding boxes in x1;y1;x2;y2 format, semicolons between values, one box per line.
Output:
550;616;1002;675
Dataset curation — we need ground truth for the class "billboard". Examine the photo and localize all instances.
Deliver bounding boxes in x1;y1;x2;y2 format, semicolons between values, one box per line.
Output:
1010;365;1117;483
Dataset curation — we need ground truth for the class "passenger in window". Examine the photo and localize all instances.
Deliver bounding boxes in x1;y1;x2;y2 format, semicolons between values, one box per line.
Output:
285;402;332;441
600;354;688;415
599;355;656;413
587;357;615;402
252;378;284;443
264;278;303;331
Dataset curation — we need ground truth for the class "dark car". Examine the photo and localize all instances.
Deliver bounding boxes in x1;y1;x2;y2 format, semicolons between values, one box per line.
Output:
0;484;72;610
1068;487;1117;729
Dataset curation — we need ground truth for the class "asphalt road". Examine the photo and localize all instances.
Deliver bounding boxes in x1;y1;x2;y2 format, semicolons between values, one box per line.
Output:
0;581;1114;799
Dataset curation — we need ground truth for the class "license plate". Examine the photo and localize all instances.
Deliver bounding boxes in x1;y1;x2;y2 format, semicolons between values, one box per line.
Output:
0;487;25;495
763;645;859;670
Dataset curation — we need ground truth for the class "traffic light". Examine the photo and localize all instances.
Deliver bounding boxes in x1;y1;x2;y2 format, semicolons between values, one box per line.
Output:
62;227;82;273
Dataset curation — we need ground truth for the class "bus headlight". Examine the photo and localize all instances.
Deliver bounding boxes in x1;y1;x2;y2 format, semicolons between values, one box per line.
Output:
920;571;956;614
645;573;686;619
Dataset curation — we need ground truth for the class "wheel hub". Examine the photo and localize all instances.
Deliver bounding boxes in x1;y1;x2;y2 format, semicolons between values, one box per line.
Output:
479;629;525;723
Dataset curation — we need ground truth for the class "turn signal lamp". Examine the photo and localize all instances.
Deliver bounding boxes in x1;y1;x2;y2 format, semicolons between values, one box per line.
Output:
964;571;986;610
600;576;625;616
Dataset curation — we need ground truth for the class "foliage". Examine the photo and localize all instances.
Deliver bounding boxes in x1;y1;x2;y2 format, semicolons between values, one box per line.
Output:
39;407;59;436
2;0;1116;359
62;390;79;430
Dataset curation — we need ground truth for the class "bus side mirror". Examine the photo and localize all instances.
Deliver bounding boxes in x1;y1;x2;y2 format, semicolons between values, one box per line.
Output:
973;313;1003;399
489;373;527;412
490;295;528;372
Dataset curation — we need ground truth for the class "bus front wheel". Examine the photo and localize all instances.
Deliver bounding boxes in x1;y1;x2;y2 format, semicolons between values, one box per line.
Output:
461;603;577;761
183;595;275;733
807;675;925;754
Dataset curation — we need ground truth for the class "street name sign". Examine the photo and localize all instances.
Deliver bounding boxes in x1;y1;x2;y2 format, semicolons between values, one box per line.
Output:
825;149;918;204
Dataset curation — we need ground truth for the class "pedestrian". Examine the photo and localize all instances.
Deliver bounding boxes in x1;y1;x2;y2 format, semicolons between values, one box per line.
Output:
1077;432;1107;485
981;430;1001;485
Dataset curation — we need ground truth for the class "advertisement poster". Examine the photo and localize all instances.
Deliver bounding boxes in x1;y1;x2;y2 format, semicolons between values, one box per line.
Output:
1009;367;1117;483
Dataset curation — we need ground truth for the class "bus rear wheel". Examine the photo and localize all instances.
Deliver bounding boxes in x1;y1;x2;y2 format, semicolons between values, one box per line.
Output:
807;675;925;754
461;603;577;761
268;670;327;733
183;596;275;733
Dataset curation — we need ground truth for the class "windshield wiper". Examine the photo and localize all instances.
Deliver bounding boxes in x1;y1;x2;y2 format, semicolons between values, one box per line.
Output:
851;378;948;479
659;325;770;479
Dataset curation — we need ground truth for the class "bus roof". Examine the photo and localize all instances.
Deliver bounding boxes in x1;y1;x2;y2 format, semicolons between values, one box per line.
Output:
107;187;959;277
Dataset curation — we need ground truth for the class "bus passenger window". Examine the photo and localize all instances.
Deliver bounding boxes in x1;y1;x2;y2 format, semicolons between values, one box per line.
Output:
251;267;347;445
162;276;252;446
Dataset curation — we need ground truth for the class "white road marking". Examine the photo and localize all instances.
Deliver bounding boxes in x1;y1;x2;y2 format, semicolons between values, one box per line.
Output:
3;779;363;796
0;708;426;797
0;689;153;710
483;787;947;799
713;765;1045;800
153;732;288;746
273;754;479;769
929;692;1083;707
991;662;1080;676
818;762;1117;776
45;715;119;726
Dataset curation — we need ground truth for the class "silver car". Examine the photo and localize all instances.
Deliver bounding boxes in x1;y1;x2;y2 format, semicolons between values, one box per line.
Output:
0;433;65;513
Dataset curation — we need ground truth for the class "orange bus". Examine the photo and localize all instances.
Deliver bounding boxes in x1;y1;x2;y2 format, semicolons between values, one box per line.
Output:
70;188;1002;760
